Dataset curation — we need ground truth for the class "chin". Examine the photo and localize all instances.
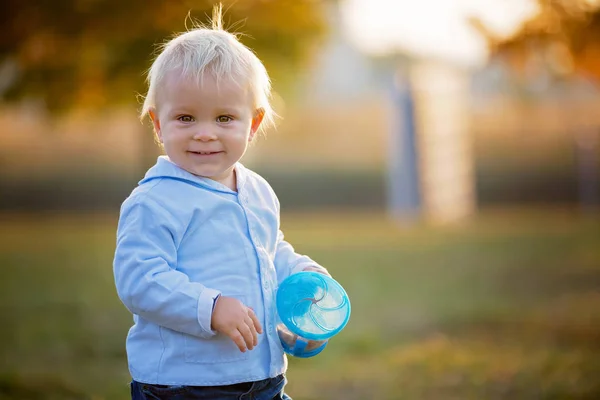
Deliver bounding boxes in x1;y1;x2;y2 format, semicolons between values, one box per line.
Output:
190;169;214;178
193;167;227;179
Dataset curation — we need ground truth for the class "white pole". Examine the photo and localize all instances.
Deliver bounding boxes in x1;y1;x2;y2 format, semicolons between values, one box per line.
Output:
386;70;421;223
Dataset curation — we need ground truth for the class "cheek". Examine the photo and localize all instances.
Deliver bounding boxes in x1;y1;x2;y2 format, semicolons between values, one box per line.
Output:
224;133;249;151
224;123;251;139
241;122;254;138
162;126;187;142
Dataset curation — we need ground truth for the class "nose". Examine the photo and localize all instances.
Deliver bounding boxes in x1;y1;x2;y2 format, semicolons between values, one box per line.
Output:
192;127;217;142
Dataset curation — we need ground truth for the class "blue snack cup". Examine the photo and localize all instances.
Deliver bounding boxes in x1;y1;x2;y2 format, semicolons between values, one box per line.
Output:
276;271;351;358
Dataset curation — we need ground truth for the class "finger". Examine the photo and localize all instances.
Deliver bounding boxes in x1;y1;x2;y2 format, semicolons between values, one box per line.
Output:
245;316;258;347
247;308;263;334
229;330;247;353
238;324;254;351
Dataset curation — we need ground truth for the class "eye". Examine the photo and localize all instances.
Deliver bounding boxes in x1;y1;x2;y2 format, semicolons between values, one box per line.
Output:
177;115;194;123
216;115;233;123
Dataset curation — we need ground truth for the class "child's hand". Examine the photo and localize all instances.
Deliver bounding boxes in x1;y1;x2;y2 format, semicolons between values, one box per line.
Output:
303;265;331;277
211;296;263;352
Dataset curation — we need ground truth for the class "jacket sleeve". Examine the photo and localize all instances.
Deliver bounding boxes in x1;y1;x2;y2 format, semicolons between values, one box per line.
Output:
113;197;220;338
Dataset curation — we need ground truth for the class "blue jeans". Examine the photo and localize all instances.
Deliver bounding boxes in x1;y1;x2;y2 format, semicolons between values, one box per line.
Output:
130;374;292;400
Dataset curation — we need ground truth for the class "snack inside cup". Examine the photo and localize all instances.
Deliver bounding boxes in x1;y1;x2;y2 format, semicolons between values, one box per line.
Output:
276;324;328;352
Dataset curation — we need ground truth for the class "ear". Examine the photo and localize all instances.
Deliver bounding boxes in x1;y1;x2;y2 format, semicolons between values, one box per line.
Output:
249;108;265;141
149;108;163;143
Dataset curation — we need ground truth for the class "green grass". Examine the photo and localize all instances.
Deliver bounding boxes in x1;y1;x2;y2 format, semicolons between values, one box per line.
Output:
0;208;599;399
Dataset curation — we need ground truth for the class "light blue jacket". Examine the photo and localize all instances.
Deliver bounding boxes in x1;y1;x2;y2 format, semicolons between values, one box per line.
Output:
113;156;324;386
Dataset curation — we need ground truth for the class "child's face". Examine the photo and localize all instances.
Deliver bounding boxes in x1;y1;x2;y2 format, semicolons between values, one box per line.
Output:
150;71;263;189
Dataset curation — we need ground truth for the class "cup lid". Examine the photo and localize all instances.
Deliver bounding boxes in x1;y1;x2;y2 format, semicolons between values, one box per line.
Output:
276;272;351;341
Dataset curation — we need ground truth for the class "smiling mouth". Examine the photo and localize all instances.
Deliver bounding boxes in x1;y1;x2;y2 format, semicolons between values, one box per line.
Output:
189;151;223;155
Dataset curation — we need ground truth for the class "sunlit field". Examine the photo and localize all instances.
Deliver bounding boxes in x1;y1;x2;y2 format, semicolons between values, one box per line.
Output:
1;208;599;399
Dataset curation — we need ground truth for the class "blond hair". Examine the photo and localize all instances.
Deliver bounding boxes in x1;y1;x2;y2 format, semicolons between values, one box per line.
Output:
140;4;275;132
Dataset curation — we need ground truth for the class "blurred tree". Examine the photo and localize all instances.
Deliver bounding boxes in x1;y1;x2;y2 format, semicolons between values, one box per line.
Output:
0;0;328;113
470;0;600;81
470;0;600;210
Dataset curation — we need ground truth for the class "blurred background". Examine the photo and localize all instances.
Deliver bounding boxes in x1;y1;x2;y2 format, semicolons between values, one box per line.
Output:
1;0;599;399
